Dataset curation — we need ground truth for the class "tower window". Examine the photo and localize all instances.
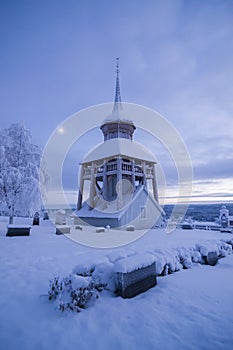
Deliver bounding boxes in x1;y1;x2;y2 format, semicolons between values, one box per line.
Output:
140;206;147;219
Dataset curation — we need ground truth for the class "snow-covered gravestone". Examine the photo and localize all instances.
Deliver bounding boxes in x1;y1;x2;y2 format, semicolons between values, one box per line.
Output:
55;210;71;235
114;254;157;298
56;225;71;235
206;252;218;266
55;210;66;225
6;224;31;236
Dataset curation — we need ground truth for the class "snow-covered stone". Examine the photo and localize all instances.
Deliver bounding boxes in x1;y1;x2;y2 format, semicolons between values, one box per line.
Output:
75;225;83;230
114;253;156;273
55;225;70;234
206;252;218;266
96;227;105;233
6;224;31;236
55;210;66;225
115;254;157;298
126;225;135;231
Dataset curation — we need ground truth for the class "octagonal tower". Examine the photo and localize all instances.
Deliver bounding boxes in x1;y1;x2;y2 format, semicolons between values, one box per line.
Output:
76;60;163;229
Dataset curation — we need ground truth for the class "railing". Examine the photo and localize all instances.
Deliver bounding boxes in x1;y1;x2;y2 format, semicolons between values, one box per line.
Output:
84;161;150;177
134;166;143;174
107;162;117;172
122;162;132;172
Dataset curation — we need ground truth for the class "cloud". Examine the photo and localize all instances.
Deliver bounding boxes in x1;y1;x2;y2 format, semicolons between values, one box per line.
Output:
1;0;233;203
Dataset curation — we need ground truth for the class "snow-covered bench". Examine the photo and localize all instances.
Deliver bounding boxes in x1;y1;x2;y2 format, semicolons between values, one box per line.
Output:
114;253;157;298
6;225;31;237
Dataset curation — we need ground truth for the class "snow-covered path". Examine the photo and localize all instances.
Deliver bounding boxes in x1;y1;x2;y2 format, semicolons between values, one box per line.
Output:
0;219;233;350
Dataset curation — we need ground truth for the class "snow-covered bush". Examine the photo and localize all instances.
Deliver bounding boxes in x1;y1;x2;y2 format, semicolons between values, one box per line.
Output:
153;249;182;275
153;250;168;275
72;256;109;276
48;276;61;300
176;247;193;269
73;257;116;292
191;250;202;263
168;249;183;272
92;262;116;292
217;241;232;257
48;275;99;312
49;258;117;312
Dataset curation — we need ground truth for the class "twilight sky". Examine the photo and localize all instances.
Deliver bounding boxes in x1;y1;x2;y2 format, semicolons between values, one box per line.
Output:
0;0;233;204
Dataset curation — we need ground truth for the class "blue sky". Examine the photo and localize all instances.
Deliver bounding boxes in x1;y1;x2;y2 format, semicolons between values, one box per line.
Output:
1;0;233;204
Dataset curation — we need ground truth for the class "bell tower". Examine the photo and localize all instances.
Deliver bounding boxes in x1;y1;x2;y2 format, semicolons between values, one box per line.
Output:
76;59;163;229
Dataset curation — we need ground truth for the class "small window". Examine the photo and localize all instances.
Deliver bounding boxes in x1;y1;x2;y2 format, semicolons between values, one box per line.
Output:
140;206;146;219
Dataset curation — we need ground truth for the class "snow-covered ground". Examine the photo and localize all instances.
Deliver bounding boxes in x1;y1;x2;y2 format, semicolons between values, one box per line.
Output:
0;217;233;350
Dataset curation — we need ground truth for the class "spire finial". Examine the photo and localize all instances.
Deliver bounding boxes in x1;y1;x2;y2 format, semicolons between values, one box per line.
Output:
100;59;136;137
114;57;122;103
116;57;120;74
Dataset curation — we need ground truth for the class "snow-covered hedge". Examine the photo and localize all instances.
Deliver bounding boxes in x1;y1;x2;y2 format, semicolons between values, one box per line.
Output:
48;238;233;312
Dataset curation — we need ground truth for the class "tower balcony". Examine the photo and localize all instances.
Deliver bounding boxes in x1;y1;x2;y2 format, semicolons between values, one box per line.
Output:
84;160;153;180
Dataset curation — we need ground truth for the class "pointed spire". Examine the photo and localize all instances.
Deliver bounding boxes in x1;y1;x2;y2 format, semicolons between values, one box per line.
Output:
101;58;135;137
114;58;122;103
112;58;123;117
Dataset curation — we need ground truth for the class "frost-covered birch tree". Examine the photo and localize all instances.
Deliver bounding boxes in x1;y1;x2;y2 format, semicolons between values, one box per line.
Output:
0;123;49;223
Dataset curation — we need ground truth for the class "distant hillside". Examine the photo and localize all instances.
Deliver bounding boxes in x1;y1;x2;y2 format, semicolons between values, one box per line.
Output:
163;203;233;222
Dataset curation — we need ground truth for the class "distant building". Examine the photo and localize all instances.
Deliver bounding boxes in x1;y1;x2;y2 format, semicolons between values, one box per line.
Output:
75;60;163;229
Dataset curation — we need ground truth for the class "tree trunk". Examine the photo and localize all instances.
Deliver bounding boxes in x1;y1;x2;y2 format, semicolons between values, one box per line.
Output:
8;203;14;224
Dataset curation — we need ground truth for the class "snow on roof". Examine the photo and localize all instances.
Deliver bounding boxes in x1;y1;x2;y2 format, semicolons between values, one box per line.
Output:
102;105;134;126
82;138;157;163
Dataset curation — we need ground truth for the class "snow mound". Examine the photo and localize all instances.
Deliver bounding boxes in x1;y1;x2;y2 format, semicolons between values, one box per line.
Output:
71;275;91;290
107;249;136;263
73;256;109;276
92;262;116;292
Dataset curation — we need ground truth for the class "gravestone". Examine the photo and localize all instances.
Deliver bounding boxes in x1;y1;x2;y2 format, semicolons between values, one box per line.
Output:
206;251;218;266
43;212;49;220
126;225;135;231
33;212;40;225
55;210;66;225
115;254;157;298
96;227;105;233
6;225;31;237
56;225;71;235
